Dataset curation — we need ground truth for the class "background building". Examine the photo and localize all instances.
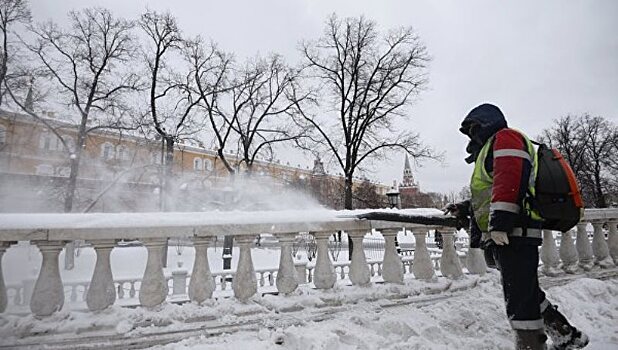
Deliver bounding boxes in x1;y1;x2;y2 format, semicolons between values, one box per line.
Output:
0;111;389;212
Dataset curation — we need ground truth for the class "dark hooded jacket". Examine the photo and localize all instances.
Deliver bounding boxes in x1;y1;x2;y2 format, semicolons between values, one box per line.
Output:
460;103;540;246
460;104;508;164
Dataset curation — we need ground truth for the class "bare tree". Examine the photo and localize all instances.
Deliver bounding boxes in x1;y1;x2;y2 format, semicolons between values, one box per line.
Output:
225;55;308;175
10;7;140;212
540;114;618;208
298;14;434;210
139;9;203;210
539;115;587;176
183;36;235;174
0;0;31;106
578;115;618;208
189;49;309;176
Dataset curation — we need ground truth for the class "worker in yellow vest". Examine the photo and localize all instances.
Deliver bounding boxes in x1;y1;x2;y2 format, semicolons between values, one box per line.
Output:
446;103;588;350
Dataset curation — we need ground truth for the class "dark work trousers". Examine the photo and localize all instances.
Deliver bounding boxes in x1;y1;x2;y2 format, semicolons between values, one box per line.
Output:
490;242;549;330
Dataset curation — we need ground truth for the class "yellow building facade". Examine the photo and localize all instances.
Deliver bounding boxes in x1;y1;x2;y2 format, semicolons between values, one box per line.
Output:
0;111;388;212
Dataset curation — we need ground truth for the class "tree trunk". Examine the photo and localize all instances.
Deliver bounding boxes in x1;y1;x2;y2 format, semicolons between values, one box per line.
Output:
594;169;607;208
63;118;87;270
344;175;353;210
64;156;79;213
161;136;175;267
217;149;235;174
344;174;354;260
164;136;175;211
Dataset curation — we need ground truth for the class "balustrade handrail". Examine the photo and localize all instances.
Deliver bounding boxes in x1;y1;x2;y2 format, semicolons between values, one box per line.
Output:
0;208;616;320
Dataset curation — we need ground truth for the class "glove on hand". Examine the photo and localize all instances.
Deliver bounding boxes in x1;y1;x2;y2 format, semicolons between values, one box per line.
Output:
442;200;471;217
490;231;509;245
443;201;471;230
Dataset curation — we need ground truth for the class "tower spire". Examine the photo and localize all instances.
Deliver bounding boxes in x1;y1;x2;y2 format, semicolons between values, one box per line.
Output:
402;155;415;187
24;76;35;112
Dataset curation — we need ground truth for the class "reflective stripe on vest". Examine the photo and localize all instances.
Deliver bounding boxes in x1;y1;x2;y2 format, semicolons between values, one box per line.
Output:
469;131;542;232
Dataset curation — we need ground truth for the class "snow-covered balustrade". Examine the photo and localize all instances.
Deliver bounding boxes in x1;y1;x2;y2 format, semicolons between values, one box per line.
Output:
540;208;618;275
0;208;617;318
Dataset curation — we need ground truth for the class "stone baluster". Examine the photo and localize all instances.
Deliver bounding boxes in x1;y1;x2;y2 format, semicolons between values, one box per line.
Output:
188;237;215;304
541;230;561;276
22;277;36;307
139;239;169;308
576;222;594;271
312;232;336;289
348;230;371;286
172;269;188;295
0;243;8;313
129;281;136;298
117;283;125;299
591;221;615;268
275;234;299;294
13;287;22;306
259;272;265;287
82;284;89;301
232;235;257;301
86;240;116;311
559;229;579;274
440;231;463;279
381;229;404;284
220;275;227;291
294;261;308;284
411;228;435;280
608;221;618;264
465;228;487;275
30;241;65;317
70;285;78;302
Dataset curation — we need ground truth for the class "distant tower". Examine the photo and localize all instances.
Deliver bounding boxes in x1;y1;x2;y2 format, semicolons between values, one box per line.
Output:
402;155;416;188
24;77;35;111
399;155;420;207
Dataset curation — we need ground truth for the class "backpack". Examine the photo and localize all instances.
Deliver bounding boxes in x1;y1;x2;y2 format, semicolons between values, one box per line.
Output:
530;141;584;232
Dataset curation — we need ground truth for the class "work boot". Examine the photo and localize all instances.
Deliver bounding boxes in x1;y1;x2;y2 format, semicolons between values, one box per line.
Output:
542;305;589;349
515;329;548;350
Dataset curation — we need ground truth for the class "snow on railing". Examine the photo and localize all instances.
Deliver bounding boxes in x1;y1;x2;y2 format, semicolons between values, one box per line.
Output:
0;208;616;318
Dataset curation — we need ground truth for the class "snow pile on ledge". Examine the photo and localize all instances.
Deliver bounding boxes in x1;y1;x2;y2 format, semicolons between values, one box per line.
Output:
0;208;444;231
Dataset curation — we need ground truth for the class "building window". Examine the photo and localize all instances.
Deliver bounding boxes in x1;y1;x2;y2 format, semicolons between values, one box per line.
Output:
101;143;114;160
117;145;129;161
0;125;6;145
39;133;56;151
35;164;54;176
193;157;203;171
203;159;213;171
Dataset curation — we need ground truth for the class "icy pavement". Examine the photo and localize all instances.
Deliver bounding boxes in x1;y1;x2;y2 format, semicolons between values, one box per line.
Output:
2;269;617;350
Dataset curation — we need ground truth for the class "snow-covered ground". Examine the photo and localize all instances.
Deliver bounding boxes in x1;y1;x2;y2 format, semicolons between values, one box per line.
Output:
146;274;618;350
2;269;617;349
2;232;617;349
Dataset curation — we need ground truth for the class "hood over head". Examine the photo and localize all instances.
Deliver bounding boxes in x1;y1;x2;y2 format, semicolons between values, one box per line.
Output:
460;103;508;163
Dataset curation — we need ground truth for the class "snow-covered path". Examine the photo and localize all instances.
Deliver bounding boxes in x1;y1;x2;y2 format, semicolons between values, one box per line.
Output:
4;269;615;349
148;271;618;350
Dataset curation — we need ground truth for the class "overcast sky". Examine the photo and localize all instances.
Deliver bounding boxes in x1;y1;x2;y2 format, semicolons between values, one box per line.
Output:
29;0;618;194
